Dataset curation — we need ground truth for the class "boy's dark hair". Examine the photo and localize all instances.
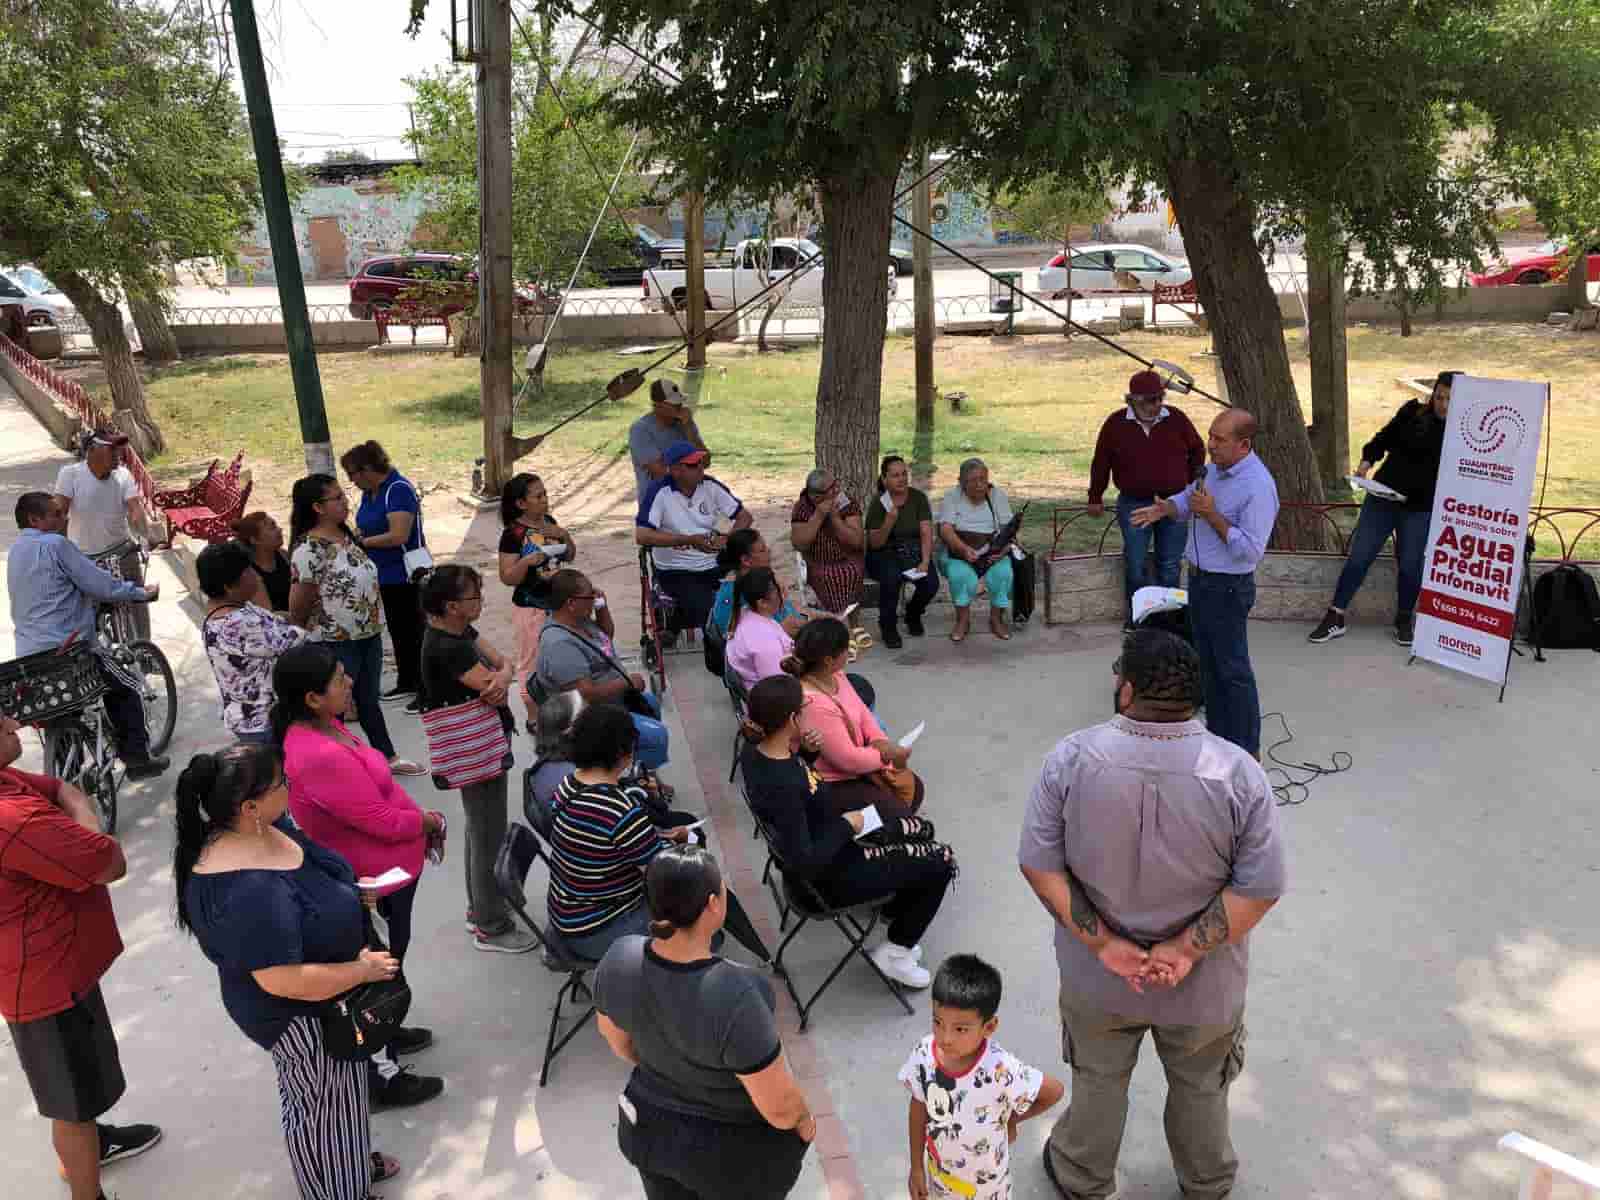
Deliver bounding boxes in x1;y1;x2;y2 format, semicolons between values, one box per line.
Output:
569;701;639;770
931;953;1003;1021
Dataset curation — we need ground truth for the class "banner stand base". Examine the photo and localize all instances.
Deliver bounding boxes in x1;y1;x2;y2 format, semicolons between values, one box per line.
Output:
1499;534;1546;703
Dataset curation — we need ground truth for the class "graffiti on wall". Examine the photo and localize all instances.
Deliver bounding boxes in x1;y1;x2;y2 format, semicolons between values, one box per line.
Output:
229;181;435;286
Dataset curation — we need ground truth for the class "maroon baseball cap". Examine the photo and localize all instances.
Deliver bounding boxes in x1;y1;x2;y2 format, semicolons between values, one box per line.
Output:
1127;370;1166;399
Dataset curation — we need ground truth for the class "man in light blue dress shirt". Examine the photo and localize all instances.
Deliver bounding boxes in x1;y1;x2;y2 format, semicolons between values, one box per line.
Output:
7;492;168;778
1132;411;1279;755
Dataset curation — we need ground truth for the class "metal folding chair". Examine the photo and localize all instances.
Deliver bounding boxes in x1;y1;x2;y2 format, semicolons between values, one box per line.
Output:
493;823;598;1085
736;768;912;1030
723;667;749;783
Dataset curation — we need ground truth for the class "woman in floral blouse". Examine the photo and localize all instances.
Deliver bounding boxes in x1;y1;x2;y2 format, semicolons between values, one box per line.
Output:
287;474;425;776
198;541;306;743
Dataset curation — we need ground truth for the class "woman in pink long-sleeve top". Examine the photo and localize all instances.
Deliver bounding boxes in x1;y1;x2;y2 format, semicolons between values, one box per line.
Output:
272;642;446;1109
786;617;924;819
724;568;795;691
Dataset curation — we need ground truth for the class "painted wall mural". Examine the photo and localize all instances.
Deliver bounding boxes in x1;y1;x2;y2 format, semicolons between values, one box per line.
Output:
229;180;435;286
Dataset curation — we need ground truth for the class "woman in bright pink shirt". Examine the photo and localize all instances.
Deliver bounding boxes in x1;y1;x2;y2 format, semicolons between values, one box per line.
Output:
724;568;795;691
786;617;924;819
273;642;445;1107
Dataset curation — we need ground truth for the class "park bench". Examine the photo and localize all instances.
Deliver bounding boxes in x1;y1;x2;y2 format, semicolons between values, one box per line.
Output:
374;302;455;346
151;451;252;547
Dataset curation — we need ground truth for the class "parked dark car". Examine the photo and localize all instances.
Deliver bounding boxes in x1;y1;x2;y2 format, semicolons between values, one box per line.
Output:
348;252;558;319
808;227;915;276
597;225;684;287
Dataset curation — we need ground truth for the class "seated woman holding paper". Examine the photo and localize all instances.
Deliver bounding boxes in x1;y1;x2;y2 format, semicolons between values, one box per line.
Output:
547;702;771;964
785;618;921;819
864;455;939;650
741;674;954;990
1308;369;1458;649
937;457;1018;643
272;642;445;1107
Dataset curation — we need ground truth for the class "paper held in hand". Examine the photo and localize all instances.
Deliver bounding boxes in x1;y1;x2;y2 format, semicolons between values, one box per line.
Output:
1348;476;1406;503
357;867;413;891
901;568;928;581
854;804;884;839
898;721;925;749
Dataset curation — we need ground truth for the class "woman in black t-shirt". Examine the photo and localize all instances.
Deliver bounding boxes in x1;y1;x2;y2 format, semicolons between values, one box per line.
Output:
594;846;814;1200
498;472;576;731
232;511;293;612
863;455;940;649
739;674;954;991
1308;369;1459;648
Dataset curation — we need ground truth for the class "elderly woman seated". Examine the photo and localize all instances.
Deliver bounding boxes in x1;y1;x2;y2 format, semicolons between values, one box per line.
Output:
937;456;1017;643
790;467;865;615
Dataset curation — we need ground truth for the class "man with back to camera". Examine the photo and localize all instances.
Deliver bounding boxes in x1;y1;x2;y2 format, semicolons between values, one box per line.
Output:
0;709;164;1200
628;378;706;504
1019;628;1286;1200
635;441;753;635
1131;409;1278;758
8;492;168;779
1087;369;1205;632
54;431;153;642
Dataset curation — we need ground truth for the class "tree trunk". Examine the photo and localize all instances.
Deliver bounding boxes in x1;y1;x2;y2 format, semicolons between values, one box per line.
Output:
1395;292;1413;337
757;297;780;351
1164;149;1326;548
1565;240;1590;311
816;168;897;502
53;270;165;455
128;288;180;365
1305;212;1350;496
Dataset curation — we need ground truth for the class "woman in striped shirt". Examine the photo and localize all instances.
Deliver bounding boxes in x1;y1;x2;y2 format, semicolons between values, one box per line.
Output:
546;703;770;963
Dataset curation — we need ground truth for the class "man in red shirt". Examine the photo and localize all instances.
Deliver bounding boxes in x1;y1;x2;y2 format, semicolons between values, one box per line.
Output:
1087;370;1205;630
0;712;162;1200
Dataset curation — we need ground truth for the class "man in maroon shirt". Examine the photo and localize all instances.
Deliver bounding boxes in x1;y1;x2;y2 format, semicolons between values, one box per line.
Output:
0;712;162;1200
1087;370;1205;629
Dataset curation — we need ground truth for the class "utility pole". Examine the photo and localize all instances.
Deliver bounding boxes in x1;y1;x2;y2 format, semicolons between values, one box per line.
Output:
684;190;708;391
477;0;517;496
229;0;332;474
912;153;936;482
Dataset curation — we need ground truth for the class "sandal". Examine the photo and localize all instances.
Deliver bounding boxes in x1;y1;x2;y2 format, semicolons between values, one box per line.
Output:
849;629;874;652
371;1152;400;1183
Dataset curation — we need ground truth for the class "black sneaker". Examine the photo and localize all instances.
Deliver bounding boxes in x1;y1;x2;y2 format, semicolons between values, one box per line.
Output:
381;685;416;705
1308;609;1347;644
388;1025;434;1056
904;610;926;637
98;1122;163;1166
881;625;903;649
1393;613;1415;646
369;1064;444;1109
122;754;170;781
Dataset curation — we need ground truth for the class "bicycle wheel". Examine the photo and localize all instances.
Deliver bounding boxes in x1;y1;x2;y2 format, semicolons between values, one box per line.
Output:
129;640;177;756
46;720;118;833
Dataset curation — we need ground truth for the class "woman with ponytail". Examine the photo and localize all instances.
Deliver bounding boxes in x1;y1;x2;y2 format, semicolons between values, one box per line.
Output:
707;529;807;639
723;567;794;691
593;845;815;1199
175;743;403;1199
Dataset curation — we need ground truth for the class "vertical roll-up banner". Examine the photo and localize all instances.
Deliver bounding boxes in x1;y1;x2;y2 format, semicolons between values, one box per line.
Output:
1413;376;1546;684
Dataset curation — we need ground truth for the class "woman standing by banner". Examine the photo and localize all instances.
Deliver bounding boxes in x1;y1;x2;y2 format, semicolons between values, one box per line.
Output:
1308;370;1459;648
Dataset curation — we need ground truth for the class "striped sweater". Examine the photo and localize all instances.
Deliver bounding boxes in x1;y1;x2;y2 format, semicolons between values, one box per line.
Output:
546;774;664;935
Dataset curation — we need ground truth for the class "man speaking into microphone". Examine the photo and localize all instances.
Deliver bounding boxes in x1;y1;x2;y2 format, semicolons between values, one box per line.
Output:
1132;411;1278;757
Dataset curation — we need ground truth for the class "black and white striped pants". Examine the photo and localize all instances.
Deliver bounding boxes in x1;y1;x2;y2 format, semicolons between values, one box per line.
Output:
270;1016;372;1200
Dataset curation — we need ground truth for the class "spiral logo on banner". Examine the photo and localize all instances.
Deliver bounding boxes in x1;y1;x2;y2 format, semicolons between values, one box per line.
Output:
1460;401;1527;458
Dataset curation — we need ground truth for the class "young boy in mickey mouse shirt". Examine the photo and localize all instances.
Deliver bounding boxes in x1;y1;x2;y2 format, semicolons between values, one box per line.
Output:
900;954;1065;1199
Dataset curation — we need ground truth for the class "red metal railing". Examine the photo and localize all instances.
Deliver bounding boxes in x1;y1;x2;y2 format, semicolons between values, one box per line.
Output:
0;331;157;518
1049;503;1600;563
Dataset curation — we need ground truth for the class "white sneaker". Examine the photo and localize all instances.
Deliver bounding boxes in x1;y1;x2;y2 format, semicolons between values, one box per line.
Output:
871;942;931;989
907;943;924;963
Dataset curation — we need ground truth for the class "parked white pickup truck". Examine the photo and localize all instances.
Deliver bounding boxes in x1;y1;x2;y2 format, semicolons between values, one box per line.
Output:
642;237;897;313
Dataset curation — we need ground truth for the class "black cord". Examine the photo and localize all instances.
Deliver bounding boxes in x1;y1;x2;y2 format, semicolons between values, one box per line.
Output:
1259;710;1352;806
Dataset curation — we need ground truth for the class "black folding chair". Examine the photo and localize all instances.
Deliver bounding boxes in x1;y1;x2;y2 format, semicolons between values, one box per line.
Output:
493;823;598;1086
736;769;912;1031
723;668;750;783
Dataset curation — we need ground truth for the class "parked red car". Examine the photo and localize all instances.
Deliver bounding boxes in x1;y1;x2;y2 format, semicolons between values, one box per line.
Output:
347;253;559;319
1469;242;1600;287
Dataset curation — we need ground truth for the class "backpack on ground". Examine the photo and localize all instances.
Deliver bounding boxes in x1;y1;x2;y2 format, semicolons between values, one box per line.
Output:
1532;563;1600;650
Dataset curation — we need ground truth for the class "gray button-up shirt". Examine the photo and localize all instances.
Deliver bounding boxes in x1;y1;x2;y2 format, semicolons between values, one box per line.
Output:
7;529;147;657
1018;715;1287;1026
1169;450;1279;575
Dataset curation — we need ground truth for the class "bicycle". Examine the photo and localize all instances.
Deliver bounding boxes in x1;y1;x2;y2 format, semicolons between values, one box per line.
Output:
89;539;177;758
1;641;123;833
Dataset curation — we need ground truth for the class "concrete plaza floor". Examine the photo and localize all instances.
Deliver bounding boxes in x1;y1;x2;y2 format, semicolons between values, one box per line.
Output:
2;382;1597;1199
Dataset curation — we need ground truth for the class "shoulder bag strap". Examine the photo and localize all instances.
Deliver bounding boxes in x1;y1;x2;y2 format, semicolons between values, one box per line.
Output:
385;479;424;551
543;622;633;686
808;682;865;749
202;602;245;630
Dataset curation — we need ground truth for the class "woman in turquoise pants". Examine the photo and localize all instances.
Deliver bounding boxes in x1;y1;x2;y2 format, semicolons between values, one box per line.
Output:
936;457;1015;643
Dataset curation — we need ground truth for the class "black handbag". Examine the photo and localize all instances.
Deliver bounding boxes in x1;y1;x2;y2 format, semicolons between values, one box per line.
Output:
319;921;412;1061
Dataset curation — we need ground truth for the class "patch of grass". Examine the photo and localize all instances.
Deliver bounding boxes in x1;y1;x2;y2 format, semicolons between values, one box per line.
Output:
143;323;1600;555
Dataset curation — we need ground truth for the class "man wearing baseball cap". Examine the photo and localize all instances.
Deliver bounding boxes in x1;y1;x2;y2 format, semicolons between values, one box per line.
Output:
1087;370;1204;631
636;440;752;633
54;431;152;642
628;378;705;504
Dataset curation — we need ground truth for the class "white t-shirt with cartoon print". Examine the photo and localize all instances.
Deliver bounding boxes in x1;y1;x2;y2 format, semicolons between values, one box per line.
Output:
898;1034;1045;1200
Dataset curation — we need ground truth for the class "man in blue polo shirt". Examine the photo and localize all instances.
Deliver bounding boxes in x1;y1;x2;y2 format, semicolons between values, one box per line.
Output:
636;441;753;633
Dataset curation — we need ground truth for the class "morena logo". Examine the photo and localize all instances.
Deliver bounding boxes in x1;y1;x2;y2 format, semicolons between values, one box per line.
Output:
1438;633;1482;659
1460;401;1526;458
